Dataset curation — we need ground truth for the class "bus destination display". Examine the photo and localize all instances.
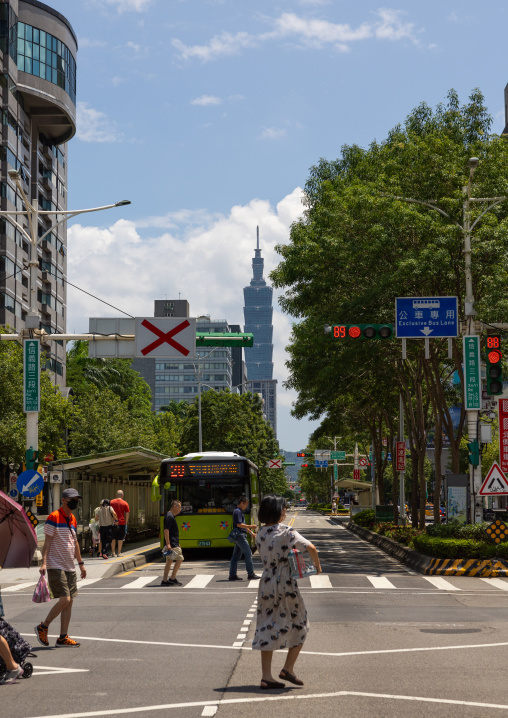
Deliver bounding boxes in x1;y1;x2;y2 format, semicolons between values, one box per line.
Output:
167;462;240;478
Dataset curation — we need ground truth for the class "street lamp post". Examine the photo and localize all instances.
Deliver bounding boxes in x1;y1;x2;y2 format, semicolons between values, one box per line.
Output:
1;168;130;500
388;159;508;522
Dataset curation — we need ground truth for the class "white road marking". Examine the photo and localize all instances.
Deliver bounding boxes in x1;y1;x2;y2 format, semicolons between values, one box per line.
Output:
248;579;260;588
309;575;332;589
121;576;155;589
231;641;244;647
78;578;103;587
184;574;214;589
243;620;251;625
23;689;508;718
366;576;396;589
201;707;218;717
235;633;246;640
33;666;90;677
2;582;36;592
480;577;508;590
422;576;460;591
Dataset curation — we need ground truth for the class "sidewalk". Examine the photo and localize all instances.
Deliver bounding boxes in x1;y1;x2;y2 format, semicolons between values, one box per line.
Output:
0;537;162;586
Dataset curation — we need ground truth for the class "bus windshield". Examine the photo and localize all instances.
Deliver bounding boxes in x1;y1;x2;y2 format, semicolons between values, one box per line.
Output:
167;477;249;515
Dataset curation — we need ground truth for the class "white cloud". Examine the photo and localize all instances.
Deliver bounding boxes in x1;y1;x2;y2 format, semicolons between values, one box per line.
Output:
191;95;222;106
172;8;420;62
260;127;287;140
76;102;124;143
102;0;153;12
78;38;106;49
111;76;126;86
67;188;313;448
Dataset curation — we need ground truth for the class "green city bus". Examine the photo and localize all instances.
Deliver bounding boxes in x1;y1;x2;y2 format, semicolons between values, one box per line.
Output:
158;452;260;548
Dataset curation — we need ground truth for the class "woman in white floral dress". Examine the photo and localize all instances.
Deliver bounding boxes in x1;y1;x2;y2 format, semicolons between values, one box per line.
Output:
253;495;321;689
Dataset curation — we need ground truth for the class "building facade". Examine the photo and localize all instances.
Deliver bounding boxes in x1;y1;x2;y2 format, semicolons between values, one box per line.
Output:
0;0;76;384
243;228;277;436
132;300;235;412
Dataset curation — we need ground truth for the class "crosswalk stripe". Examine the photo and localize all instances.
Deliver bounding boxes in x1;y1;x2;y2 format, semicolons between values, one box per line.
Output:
366;576;396;589
78;578;103;588
309;575;333;589
480;578;508;590
185;575;214;589
121;576;155;589
1;582;36;592
422;576;460;591
248;579;260;589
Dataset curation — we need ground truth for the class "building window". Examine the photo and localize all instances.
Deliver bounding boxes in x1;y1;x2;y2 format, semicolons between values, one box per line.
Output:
17;22;76;104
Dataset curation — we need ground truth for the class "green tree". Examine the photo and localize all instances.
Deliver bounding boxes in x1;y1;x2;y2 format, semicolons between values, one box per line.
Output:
179;390;284;494
271;89;508;527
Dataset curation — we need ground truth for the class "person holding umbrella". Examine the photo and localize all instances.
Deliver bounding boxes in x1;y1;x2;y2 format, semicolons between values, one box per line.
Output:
35;488;86;648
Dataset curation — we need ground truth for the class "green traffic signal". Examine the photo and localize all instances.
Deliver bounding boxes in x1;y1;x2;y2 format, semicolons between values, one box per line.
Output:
486;335;503;396
25;447;39;470
467;440;479;466
330;324;393;340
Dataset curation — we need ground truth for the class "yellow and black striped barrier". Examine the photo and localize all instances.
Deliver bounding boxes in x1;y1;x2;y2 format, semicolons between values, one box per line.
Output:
425;558;508;577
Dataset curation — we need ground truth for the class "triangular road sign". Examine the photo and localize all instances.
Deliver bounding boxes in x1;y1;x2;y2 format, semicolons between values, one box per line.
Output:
479;463;508;496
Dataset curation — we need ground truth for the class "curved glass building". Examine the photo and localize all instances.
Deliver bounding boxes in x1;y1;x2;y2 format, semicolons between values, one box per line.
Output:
0;0;77;385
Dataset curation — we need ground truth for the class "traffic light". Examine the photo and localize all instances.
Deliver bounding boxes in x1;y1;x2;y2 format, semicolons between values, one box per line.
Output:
25;448;39;470
467;440;480;466
297;452;313;458
486;335;503;395
331;324;393;340
25;509;38;528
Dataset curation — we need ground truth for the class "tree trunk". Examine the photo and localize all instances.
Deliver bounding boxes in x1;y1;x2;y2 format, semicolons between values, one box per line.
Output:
434;414;443;525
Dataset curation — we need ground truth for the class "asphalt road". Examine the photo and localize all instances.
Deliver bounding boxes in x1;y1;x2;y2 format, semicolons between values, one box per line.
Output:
2;510;508;718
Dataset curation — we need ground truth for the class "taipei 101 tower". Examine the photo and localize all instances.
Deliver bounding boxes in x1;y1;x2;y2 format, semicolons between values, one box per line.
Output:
243;227;277;437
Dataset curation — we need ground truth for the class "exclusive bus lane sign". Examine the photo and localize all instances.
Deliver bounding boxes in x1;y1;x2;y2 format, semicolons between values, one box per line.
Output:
395;297;458;338
479;463;508;496
135;318;196;358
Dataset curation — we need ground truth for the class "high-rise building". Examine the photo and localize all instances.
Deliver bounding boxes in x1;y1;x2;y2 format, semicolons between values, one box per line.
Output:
243;227;277;436
132;300;235;411
0;1;77;384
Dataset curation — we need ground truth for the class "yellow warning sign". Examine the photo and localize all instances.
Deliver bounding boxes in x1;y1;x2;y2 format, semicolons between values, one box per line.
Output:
485;519;508;544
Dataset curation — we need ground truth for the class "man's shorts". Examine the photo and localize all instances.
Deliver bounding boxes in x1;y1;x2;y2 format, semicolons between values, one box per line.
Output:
165;546;184;563
112;524;127;541
47;569;78;599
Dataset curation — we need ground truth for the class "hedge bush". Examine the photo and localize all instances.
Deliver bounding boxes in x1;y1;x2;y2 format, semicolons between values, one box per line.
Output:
351;509;375;528
425;520;490;540
412;535;508;559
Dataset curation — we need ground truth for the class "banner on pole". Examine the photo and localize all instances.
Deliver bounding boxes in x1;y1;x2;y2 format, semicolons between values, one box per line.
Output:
499;399;508;475
395;441;406;472
23;339;40;412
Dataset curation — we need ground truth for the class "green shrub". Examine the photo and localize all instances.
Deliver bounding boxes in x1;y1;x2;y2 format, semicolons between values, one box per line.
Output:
338;503;345;510
352;509;375;528
413;535;508;559
426;520;490;541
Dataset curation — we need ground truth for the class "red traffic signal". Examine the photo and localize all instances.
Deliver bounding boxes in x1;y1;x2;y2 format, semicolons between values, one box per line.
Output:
301;463;308;468
297;452;306;457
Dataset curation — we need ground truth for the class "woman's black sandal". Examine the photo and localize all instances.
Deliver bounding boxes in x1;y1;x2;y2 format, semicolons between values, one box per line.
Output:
279;669;304;686
260;679;285;689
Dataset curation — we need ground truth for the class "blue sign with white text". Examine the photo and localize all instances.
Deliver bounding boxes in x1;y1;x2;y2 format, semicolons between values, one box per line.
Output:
16;469;44;498
395;297;458;339
315;460;328;468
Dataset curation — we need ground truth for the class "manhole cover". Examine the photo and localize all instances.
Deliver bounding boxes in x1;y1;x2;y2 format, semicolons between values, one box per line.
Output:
420;628;482;635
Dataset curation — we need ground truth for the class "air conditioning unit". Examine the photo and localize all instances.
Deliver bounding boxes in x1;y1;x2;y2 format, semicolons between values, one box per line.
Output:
49;471;63;484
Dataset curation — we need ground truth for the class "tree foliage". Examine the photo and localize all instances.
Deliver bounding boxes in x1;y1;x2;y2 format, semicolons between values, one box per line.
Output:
271;90;508;526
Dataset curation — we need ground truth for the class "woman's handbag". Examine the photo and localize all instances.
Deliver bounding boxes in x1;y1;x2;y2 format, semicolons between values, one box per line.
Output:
227;527;241;544
288;548;317;579
32;574;51;603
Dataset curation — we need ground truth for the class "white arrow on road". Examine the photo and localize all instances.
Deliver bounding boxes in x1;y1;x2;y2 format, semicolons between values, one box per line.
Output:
420;327;433;336
22;473;41;493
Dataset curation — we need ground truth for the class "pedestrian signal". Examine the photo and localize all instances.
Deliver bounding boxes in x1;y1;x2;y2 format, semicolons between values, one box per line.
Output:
25;509;38;528
331;324;393;340
467;440;480;466
486;335;503;395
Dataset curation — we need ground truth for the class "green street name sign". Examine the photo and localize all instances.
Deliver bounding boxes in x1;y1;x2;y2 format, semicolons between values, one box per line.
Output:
334;463;338;480
331;451;346;461
23;339;40;412
463;335;481;410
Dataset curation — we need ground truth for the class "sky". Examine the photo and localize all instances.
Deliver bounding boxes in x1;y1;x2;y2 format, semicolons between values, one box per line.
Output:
54;0;508;451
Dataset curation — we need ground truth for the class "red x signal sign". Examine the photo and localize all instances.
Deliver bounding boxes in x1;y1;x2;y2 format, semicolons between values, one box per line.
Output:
135;318;196;358
266;458;282;469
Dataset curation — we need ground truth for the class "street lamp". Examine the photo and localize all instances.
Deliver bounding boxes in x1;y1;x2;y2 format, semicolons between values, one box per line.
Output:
1;168;130;504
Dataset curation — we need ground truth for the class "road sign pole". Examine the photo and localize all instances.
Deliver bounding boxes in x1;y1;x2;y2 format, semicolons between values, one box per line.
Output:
399;393;406;524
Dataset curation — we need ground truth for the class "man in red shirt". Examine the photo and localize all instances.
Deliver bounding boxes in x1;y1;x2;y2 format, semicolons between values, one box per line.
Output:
111;490;130;557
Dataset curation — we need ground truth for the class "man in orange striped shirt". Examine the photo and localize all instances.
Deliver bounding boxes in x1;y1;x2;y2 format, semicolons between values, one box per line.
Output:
34;488;86;648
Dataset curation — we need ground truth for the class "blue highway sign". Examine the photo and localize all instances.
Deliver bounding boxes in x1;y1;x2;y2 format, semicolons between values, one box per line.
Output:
315;460;328;468
395;297;458;339
16;469;44;498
